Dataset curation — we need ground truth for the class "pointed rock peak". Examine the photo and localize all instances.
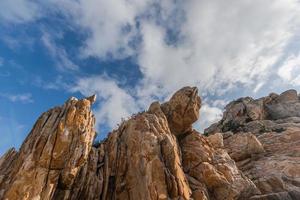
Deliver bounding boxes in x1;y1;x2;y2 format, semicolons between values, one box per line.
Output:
87;94;97;104
0;97;96;200
68;96;78;102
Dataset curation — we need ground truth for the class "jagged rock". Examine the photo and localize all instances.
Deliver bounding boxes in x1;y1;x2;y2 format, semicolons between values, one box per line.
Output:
88;105;191;199
0;96;96;199
205;89;300;199
0;148;17;186
243;127;300;198
204;90;300;135
1;87;299;200
179;130;259;200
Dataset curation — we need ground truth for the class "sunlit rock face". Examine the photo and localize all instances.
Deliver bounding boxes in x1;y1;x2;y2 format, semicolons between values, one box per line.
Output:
161;86;201;136
0;96;96;200
206;89;300;200
0;87;299;200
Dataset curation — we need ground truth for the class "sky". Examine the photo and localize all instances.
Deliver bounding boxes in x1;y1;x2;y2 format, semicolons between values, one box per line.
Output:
1;0;300;156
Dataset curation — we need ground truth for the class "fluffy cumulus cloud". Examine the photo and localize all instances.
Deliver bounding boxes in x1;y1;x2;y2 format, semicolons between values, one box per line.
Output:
2;0;300;131
70;75;139;130
196;104;223;131
139;0;300;94
51;0;153;59
62;0;300;131
277;53;300;86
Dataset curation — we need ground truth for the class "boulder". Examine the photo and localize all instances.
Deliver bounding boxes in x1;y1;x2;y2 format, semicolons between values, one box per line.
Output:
161;86;201;136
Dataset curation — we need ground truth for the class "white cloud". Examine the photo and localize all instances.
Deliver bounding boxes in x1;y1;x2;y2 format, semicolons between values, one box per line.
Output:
0;0;40;23
1;35;35;51
211;100;228;108
277;53;300;85
51;0;153;59
64;0;300;131
138;0;300;97
2;0;299;131
70;75;139;131
253;82;265;93
41;32;79;71
0;93;34;104
195;104;223;131
33;75;70;90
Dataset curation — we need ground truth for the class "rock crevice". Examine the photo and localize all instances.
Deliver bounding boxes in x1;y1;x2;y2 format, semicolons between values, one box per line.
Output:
0;87;299;200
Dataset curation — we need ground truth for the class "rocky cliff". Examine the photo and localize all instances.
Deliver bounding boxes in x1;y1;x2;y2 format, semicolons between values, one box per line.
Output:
0;87;299;200
205;89;300;200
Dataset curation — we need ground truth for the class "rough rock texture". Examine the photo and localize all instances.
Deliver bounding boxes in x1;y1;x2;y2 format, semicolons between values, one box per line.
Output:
161;86;201;136
0;96;96;199
206;89;300;200
0;87;299;200
223;133;265;162
179;130;259;200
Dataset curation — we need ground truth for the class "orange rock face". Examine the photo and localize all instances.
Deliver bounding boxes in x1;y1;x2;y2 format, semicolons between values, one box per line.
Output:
0;96;96;200
0;87;299;200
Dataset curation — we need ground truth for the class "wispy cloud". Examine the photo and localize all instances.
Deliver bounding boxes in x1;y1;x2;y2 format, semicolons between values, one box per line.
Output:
277;52;300;86
0;57;3;66
1;35;35;51
0;93;34;104
33;75;70;90
41;32;79;71
0;117;26;156
1;0;300;132
52;0;300;93
0;57;10;77
51;0;151;59
66;0;300;131
0;0;40;24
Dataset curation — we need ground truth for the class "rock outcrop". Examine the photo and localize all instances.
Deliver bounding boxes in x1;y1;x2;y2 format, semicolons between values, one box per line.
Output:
0;96;96;200
206;89;300;200
0;87;299;200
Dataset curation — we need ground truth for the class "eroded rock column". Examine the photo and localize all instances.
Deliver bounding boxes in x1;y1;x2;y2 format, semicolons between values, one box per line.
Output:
0;96;96;200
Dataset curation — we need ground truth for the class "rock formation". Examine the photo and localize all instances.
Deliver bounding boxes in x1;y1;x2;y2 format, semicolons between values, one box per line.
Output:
0;96;96;199
205;89;300;200
0;87;299;200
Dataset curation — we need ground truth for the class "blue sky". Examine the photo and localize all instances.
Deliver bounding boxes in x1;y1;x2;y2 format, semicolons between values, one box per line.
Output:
1;0;300;156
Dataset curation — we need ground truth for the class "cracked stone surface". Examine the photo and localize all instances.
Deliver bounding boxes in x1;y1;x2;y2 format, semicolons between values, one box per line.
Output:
206;89;300;200
0;96;96;200
1;87;299;200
